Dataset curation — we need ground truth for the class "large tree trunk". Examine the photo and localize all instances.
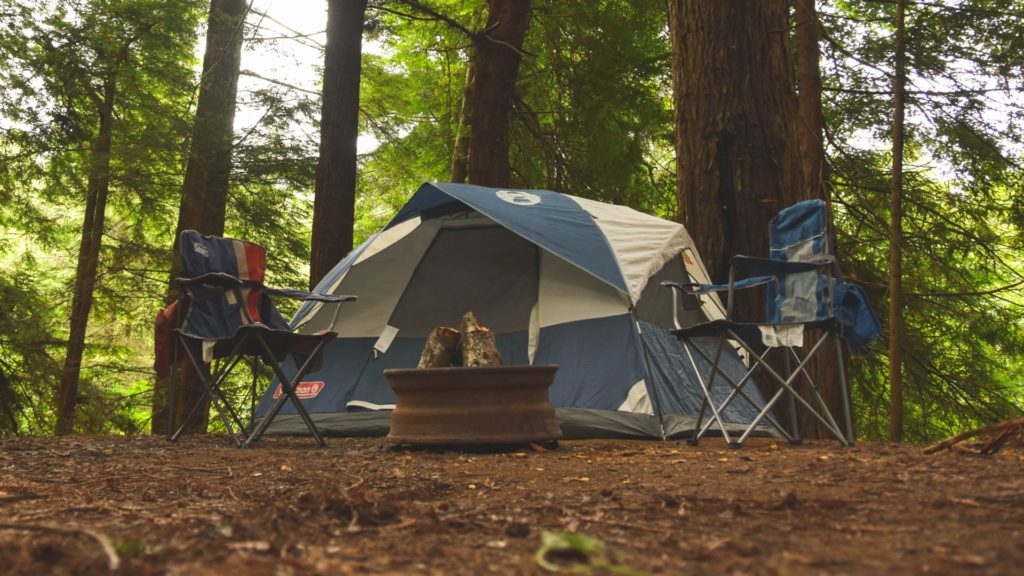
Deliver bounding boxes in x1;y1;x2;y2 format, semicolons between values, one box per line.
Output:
55;82;116;435
152;0;246;436
466;0;532;187
669;0;804;323
795;0;848;439
889;0;907;442
309;0;367;289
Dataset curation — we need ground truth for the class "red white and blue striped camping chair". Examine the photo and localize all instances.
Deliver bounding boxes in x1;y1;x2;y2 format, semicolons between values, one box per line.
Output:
165;230;355;447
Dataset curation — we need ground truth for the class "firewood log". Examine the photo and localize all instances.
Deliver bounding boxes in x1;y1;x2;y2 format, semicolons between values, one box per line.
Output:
459;311;503;367
418;326;460;368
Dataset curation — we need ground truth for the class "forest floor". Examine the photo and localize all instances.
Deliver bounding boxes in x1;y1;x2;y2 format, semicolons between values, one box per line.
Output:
0;434;1021;575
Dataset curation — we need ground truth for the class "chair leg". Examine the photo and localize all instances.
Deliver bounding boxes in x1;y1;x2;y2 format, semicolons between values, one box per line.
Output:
783;350;802;444
682;338;735;446
728;332;848;446
760;335;848;444
169;337;249;447
244;337;327;447
692;344;796;445
834;334;855;445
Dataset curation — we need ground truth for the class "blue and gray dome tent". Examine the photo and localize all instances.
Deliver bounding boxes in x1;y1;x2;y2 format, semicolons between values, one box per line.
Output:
254;182;764;438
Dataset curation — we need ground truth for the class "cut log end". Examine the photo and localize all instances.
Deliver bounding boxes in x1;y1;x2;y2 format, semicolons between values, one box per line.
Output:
418;327;460;368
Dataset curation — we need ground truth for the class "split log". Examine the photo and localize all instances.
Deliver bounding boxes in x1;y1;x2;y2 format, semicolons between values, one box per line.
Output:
459;311;503;367
418;327;460;368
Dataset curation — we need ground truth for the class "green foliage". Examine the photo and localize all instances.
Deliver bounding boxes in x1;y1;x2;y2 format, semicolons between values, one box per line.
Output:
0;0;203;434
823;0;1024;440
518;0;675;214
0;269;62;436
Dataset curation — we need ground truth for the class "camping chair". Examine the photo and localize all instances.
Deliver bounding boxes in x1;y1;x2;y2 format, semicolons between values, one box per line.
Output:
165;230;355;447
663;199;880;448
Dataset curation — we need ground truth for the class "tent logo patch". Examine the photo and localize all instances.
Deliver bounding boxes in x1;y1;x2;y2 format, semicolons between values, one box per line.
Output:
496;190;541;206
272;381;325;400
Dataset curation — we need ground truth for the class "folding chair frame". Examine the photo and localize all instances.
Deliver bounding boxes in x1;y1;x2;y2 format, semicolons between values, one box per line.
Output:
663;258;855;449
679;322;853;448
166;269;354;448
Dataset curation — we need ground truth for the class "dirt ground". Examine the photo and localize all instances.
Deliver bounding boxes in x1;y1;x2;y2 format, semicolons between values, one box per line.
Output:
0;434;1021;575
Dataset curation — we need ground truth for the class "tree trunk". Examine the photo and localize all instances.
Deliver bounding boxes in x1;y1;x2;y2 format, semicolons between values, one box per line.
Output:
152;0;246;436
466;0;532;188
795;0;848;440
449;55;476;184
309;0;367;289
55;82;116;435
889;0;907;442
669;0;804;322
796;0;827;204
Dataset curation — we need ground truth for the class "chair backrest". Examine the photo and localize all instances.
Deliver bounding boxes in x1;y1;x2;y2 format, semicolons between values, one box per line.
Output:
766;200;832;323
178;230;287;340
769;199;829;263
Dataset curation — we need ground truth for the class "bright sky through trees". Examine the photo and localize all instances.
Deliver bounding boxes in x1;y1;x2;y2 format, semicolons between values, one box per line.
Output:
234;1;380;153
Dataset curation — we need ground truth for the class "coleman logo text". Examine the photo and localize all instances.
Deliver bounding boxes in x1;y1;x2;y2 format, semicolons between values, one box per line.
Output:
272;381;325;399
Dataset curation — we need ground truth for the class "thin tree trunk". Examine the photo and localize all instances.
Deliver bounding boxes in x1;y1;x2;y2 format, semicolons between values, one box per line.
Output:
174;0;246;240
152;0;246;435
449;55;476;183
466;0;532;188
889;0;907;442
55;82;116;435
309;0;367;289
796;0;826;203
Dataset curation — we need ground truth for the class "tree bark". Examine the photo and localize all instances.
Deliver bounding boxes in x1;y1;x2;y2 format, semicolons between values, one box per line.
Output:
466;0;532;188
55;81;116;436
889;0;907;442
669;0;804;322
309;0;367;289
459;312;503;367
449;55;476;183
152;0;246;436
174;0;246;241
796;0;827;204
795;0;848;440
418;327;461;368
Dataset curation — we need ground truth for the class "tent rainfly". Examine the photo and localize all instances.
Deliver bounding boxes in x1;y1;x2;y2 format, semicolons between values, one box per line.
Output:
254;182;764;439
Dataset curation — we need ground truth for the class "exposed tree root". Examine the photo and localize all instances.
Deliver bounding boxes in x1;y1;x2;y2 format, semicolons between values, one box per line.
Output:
923;417;1024;455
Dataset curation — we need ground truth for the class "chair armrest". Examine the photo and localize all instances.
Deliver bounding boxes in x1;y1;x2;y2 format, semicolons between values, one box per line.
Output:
660;280;705;294
263;286;357;303
730;254;833;277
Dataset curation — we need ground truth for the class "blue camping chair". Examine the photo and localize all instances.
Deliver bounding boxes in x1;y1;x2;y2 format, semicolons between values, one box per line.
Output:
664;200;880;447
165;230;356;447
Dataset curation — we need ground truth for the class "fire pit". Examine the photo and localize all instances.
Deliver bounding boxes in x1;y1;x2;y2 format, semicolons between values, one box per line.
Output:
384;365;561;446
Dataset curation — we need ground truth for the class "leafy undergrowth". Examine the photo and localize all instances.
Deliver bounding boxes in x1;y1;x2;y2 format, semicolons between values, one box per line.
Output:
0;435;1021;575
